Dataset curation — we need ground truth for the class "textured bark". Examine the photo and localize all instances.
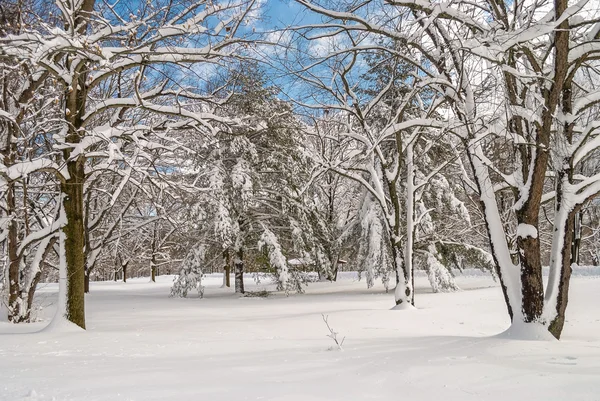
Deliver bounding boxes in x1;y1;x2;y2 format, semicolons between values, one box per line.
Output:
24;271;41;322
56;0;95;329
234;246;244;294
391;242;412;306
545;0;573;338
548;210;575;339
123;261;128;283
515;225;544;322
61;160;86;329
224;250;231;287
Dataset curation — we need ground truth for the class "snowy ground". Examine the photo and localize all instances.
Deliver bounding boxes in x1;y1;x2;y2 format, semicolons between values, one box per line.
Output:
1;271;600;401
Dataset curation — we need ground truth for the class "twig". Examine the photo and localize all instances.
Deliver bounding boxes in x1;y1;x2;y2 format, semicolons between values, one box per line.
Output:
322;313;345;351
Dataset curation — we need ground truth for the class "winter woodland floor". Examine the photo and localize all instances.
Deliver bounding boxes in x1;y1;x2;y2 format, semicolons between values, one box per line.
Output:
1;271;600;401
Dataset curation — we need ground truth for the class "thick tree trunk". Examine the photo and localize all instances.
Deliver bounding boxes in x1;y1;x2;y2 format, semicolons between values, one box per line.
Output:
514;146;547;324
57;0;96;329
515;231;544;323
61;160;86;329
225;265;231;287
234;246;244;294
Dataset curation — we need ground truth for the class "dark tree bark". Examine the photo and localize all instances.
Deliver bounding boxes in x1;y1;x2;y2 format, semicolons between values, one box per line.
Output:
61;159;86;329
548;209;575;338
123;261;128;283
84;272;90;293
234;246;244;294
224;249;231;287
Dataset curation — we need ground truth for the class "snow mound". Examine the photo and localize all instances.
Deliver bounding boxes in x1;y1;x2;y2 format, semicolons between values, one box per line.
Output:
23;389;40;400
41;315;85;334
495;321;557;341
390;303;417;311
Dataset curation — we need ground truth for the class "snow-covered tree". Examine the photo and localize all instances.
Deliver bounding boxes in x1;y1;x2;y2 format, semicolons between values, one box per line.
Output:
171;62;335;296
0;0;258;328
284;30;477;305
293;0;600;338
171;246;206;298
0;1;63;322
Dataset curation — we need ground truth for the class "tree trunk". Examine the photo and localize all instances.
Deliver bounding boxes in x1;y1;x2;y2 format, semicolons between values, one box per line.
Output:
61;159;86;329
466;146;517;321
84;272;90;293
150;220;158;282
545;172;577;339
24;236;55;322
58;0;96;329
234;246;244;294
6;181;21;322
223;249;231;287
392;241;412;306
225;265;231;287
405;141;415;305
548;210;575;338
516;232;544;323
24;271;42;322
123;262;128;283
571;211;582;265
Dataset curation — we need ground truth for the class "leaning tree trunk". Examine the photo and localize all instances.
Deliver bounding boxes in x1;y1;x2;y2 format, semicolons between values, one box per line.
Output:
547;209;575;338
545;171;577;339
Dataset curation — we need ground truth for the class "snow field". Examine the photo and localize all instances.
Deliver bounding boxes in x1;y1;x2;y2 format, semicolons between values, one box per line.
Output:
1;272;599;401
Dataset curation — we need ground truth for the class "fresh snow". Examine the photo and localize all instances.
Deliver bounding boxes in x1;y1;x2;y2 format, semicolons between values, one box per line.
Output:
517;223;539;239
1;272;600;401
